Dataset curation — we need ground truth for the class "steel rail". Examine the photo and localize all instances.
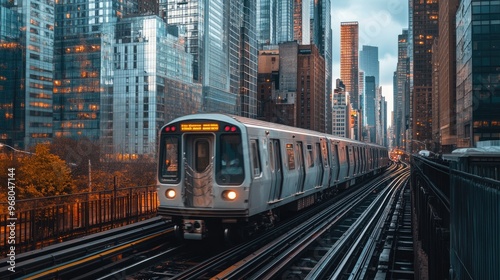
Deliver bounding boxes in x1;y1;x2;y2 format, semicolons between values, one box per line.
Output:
171;166;399;280
211;165;406;279
346;173;410;279
17;222;172;279
305;170;409;279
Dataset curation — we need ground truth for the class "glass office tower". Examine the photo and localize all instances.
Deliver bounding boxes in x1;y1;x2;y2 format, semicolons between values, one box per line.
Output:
0;0;55;148
112;15;200;157
456;0;500;147
53;0;129;144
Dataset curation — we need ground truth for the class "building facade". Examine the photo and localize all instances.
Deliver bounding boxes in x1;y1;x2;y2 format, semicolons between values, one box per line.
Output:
111;16;201;157
310;0;332;134
0;0;55;148
258;46;298;126
456;0;500;147
165;0;257;116
296;44;325;132
410;0;439;151
340;21;359;111
332;79;349;138
364;76;376;143
393;29;410;150
431;0;459;153
359;45;380;87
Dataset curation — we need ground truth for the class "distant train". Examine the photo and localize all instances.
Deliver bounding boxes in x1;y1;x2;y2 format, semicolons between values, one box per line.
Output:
157;113;389;240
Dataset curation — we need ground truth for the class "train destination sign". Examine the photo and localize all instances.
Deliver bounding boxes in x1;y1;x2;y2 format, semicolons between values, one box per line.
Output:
180;123;219;131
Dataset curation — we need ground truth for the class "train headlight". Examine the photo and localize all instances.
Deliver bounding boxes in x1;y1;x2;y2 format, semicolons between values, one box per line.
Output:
166;189;176;199
222;190;237;200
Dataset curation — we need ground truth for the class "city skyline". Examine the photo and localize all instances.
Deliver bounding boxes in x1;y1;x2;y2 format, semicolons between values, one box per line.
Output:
2;0;498;153
332;0;409;125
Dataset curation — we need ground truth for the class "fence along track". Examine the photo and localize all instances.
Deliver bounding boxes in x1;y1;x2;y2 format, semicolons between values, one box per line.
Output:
0;185;158;256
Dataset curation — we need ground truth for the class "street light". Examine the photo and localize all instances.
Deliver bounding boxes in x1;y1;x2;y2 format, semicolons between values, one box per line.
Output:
0;143;35;155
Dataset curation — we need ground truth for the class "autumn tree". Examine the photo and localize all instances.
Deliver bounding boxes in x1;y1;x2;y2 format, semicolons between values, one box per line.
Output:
17;144;76;199
47;137;156;192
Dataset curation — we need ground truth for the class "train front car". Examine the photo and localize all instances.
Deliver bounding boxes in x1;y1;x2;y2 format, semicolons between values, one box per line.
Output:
157;114;249;240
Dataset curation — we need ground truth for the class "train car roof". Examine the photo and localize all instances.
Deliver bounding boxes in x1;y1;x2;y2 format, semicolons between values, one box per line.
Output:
442;146;500;161
165;113;385;148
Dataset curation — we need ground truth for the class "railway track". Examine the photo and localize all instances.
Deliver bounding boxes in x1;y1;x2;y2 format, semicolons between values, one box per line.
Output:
3;164;412;280
213;164;410;279
0;217;171;280
128;164;409;279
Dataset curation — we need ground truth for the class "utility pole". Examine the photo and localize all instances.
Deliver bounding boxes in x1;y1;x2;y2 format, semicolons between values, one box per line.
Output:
88;159;92;193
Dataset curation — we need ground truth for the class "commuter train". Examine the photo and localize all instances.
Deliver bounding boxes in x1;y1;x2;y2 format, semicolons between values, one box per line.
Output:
157;113;389;240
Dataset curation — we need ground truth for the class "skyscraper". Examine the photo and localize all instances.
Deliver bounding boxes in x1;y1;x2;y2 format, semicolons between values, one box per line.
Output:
111;15;201;157
53;0;133;148
341;21;359;140
360;45;380;138
456;0;500;147
333;79;349;138
311;0;332;133
410;0;439;150
433;0;458;152
166;0;257;115
257;0;276;47
394;29;410;149
0;0;55;148
296;44;325;132
257;0;294;46
239;0;259;118
359;45;379;87
340;22;359;110
365;76;376;143
293;0;310;44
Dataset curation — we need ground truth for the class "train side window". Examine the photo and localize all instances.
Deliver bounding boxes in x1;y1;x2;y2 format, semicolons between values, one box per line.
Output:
286;143;295;170
307;144;314;168
250;140;261;177
161;136;179;182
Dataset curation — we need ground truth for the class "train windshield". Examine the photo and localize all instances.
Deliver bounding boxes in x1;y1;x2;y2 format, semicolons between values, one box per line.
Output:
217;134;244;185
160;136;180;182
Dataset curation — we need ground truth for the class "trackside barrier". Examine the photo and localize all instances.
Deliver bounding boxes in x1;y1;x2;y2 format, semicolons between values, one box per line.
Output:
411;156;450;279
449;169;500;280
412;154;500;279
0;185;158;255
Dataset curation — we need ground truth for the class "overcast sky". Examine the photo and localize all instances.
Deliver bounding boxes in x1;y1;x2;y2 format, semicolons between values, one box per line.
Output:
331;0;409;126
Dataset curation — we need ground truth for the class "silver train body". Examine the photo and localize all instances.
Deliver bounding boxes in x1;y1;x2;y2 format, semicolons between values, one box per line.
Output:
157;113;389;240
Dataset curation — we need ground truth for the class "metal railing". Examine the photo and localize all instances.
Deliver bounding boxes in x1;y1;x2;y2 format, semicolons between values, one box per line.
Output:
411;156;450;279
0;185;158;255
411;155;500;280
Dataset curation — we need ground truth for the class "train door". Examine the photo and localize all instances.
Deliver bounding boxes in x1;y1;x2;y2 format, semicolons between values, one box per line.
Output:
268;139;283;201
330;142;340;185
315;143;324;187
358;147;362;174
320;140;329;186
345;145;351;178
296;142;306;193
184;134;214;207
348;146;355;177
353;146;358;176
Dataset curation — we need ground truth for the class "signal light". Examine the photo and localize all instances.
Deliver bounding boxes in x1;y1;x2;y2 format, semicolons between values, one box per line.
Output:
164;126;176;132
224;125;237;132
